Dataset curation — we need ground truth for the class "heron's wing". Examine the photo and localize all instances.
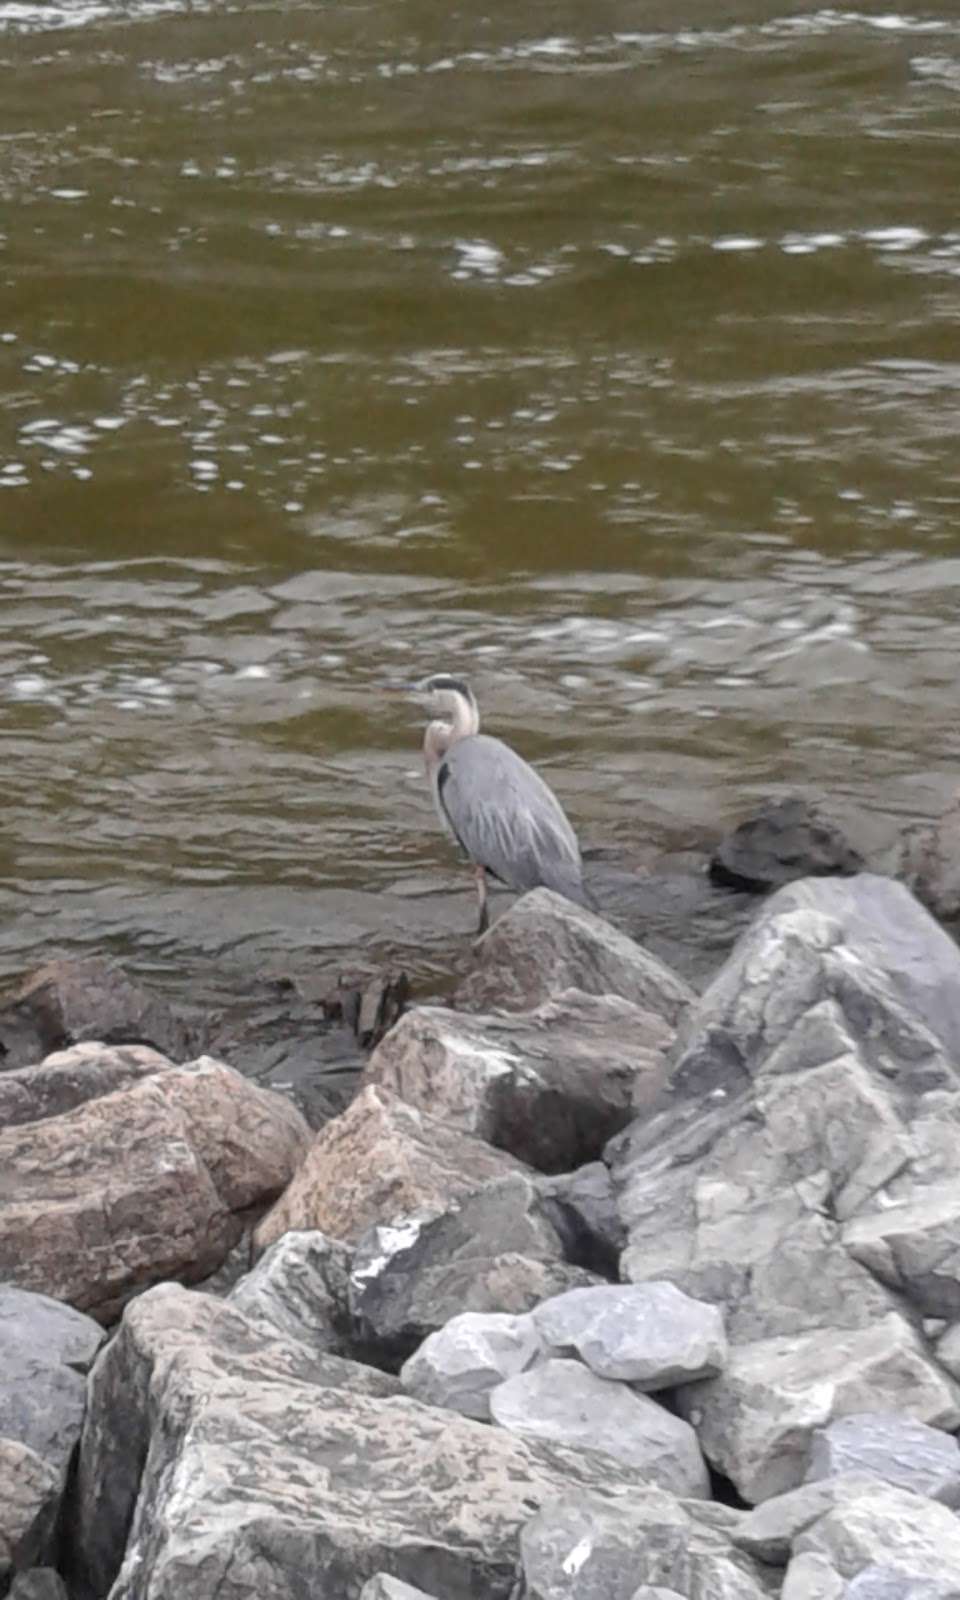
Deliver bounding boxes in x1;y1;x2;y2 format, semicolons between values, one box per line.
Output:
437;734;585;900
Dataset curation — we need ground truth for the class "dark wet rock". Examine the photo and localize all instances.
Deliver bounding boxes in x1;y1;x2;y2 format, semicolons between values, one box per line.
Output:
70;1283;669;1600
803;1411;960;1507
709;798;865;894
531;1282;726;1389
254;1082;530;1254
400;1311;541;1420
900;787;960;923
0;1043;309;1321
674;1317;960;1505
489;1358;711;1497
535;1161;625;1278
456;888;694;1025
517;1489;773;1600
309;963;410;1049
365;990;671;1174
611;874;960;1499
228;1229;353;1352
348;1174;602;1367
0;1442;60;1599
0;956;197;1069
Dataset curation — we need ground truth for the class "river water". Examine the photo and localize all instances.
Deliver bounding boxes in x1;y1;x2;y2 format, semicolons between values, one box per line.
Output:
1;1;959;1013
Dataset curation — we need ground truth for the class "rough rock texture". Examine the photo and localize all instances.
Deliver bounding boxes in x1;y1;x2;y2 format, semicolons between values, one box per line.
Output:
228;1229;353;1351
254;1083;529;1253
359;1579;440;1600
675;1317;960;1505
456;888;694;1024
536;1161;626;1278
734;1478;881;1566
489;1359;710;1498
518;1490;773;1600
709;798;865;893
612;873;960;1499
804;1411;960;1506
72;1284;674;1600
0;1285;104;1582
0;1045;310;1322
900;787;960;923
400;1312;541;1420
532;1282;726;1389
365;990;672;1173
781;1552;845;1600
0;956;196;1068
349;1175;602;1366
0;1442;60;1599
8;1572;69;1600
795;1479;960;1588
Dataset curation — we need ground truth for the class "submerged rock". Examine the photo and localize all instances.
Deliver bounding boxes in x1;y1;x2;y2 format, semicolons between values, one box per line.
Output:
0;955;196;1068
366;989;671;1173
456;888;694;1024
0;1043;309;1322
709;797;865;894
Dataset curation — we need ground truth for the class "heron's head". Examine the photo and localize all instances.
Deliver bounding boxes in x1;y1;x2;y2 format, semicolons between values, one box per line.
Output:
418;673;479;734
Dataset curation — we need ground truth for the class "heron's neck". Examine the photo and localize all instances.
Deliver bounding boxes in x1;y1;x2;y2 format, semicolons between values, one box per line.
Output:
423;693;479;776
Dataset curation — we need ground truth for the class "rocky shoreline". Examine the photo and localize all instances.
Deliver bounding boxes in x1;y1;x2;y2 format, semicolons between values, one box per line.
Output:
4;794;960;1598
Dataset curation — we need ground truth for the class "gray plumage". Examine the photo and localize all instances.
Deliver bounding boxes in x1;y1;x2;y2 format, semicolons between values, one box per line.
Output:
420;673;588;932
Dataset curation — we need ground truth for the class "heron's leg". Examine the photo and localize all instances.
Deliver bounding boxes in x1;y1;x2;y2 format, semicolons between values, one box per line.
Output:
474;864;489;935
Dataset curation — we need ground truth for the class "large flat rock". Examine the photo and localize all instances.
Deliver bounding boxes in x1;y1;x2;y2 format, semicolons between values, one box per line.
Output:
71;1284;675;1600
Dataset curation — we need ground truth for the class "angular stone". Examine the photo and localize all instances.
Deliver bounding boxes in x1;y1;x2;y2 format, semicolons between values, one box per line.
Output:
709;797;865;894
0;1048;309;1322
350;1175;601;1365
782;1552;845;1600
532;1282;727;1389
804;1411;960;1506
228;1230;352;1351
844;1569;960;1599
734;1477;879;1565
359;1579;441;1600
489;1358;710;1498
843;1187;960;1317
0;955;196;1068
401;1312;540;1420
519;1490;773;1600
365;989;672;1173
8;1572;70;1600
900;786;960;924
0;1441;60;1596
254;1083;528;1253
536;1161;626;1277
675;1315;960;1504
73;1284;673;1600
796;1479;960;1584
456;887;694;1024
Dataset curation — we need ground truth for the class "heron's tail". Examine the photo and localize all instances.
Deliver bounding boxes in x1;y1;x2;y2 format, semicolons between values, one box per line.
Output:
540;862;596;914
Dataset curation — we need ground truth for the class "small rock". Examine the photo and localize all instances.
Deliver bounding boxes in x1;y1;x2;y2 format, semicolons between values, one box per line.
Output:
253;1083;529;1253
519;1489;772;1600
0;1442;60;1595
709;797;865;893
782;1551;845;1600
536;1161;625;1278
0;955;196;1067
8;1573;69;1600
400;1312;541;1420
844;1568;960;1599
674;1314;960;1504
456;887;694;1025
804;1411;960;1507
843;1187;960;1318
228;1231;353;1352
532;1282;727;1389
359;1579;441;1600
489;1358;710;1498
366;989;672;1173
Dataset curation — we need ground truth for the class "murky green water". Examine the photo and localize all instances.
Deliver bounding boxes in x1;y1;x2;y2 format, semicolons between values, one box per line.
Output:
2;0;960;1005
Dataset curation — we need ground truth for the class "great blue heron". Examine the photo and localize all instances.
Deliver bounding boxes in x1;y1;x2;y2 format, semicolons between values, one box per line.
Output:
419;673;588;934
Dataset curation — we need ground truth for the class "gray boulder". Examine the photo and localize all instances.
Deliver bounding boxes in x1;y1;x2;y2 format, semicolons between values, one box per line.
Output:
456;888;694;1024
795;1478;960;1587
365;989;672;1173
0;1443;60;1599
674;1315;960;1504
804;1411;960;1506
489;1358;710;1498
349;1174;601;1365
0;955;196;1068
0;1286;104;1585
709;797;865;894
844;1571;960;1599
228;1229;352;1351
518;1490;773;1600
781;1552;845;1599
72;1283;681;1600
8;1574;69;1600
532;1282;726;1389
734;1477;881;1566
400;1312;541;1420
359;1579;442;1600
